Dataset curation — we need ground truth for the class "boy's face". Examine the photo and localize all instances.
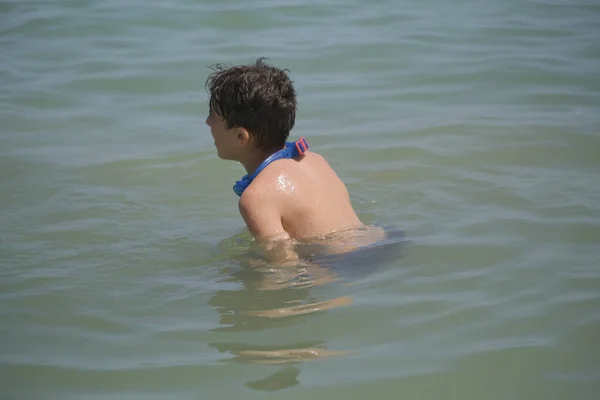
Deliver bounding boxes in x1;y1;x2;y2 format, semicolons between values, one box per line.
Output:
206;112;242;160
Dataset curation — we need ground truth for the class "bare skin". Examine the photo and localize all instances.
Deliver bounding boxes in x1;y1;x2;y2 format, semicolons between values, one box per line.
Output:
207;113;385;262
240;151;363;239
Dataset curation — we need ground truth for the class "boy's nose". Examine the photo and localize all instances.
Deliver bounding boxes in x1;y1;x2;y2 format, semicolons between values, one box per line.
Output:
205;115;211;126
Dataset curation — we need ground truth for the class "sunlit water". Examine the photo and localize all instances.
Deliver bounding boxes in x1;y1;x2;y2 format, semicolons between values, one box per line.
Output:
1;0;599;398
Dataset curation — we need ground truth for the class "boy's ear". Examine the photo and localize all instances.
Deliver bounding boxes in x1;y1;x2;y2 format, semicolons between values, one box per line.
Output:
235;127;251;146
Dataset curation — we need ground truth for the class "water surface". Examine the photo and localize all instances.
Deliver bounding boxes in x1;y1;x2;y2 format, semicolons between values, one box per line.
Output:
1;0;600;398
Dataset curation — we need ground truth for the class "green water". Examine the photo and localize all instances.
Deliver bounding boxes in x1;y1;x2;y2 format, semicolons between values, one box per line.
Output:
1;0;600;398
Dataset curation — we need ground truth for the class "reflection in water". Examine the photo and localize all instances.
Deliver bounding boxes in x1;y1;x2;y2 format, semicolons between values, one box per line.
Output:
208;261;352;391
210;340;352;365
208;226;405;391
241;295;352;318
208;262;345;332
245;366;301;392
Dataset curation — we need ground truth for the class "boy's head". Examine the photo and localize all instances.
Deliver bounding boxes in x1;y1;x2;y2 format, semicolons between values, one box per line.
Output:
205;58;297;159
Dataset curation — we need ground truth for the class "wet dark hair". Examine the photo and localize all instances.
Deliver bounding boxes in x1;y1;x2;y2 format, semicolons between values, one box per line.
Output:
205;57;297;152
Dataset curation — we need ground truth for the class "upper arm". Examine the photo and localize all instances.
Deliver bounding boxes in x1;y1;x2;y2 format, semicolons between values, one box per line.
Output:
238;188;298;263
238;188;286;239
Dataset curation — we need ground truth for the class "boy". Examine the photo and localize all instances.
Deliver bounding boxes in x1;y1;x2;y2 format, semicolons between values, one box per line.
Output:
205;58;383;262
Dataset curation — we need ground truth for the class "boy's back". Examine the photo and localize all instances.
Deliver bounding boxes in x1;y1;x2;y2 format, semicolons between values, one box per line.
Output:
241;150;362;240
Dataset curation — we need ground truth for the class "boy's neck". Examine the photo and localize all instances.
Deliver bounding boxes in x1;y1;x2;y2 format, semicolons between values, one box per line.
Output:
240;146;285;176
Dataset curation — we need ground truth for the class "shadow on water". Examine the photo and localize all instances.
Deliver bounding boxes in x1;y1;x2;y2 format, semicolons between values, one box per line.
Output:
207;226;406;392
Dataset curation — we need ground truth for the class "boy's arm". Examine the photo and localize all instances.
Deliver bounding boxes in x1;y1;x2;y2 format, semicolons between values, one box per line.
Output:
238;190;299;265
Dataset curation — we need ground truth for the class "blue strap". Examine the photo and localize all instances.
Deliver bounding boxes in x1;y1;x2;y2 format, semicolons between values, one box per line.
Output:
233;138;309;197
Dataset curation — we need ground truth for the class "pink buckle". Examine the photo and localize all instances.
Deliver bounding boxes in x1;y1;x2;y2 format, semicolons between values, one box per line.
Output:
295;137;308;155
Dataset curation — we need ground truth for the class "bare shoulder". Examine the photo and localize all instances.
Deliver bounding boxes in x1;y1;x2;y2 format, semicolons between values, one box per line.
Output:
256;151;330;180
238;182;288;239
302;150;328;165
252;152;343;200
238;175;283;215
238;182;271;209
